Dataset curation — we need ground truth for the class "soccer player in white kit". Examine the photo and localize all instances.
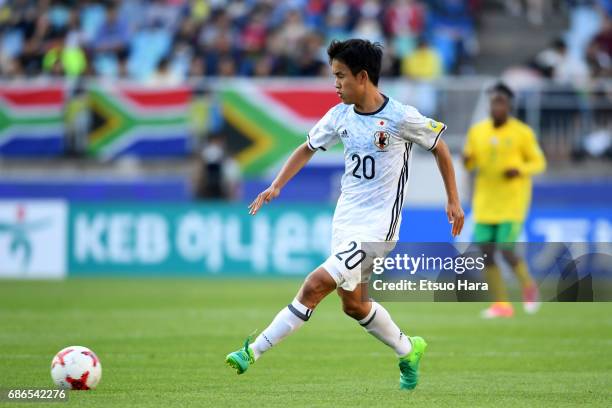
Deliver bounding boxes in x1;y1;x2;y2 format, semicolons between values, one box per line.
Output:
226;39;465;390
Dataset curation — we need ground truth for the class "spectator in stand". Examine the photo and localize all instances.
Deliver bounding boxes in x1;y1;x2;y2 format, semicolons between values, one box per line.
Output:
354;0;385;44
276;9;310;60
198;10;237;51
90;4;130;76
143;0;183;33
586;39;612;77
44;0;71;40
240;8;268;55
533;38;567;78
190;0;212;24
41;9;87;78
92;5;129;58
11;0;50;75
189;55;206;77
351;15;385;45
384;0;426;58
42;33;87;78
80;0;107;45
127;17;173;79
401;37;442;116
168;39;194;80
428;0;478;73
195;133;241;200
593;16;612;59
147;56;182;86
218;56;238;76
203;29;240;77
294;31;327;76
252;55;275;76
402;37;443;81
553;38;591;84
1;1;27;75
385;0;425;37
324;0;354;43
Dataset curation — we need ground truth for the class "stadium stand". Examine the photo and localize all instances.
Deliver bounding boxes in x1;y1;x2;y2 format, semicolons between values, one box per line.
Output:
0;0;481;79
0;1;609;204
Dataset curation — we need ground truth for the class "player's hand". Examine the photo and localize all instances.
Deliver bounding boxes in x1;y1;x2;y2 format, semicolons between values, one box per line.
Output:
446;201;464;237
504;168;521;179
248;184;280;215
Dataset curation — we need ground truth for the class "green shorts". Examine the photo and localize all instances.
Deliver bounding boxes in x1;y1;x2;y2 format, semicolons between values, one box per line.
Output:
473;222;523;247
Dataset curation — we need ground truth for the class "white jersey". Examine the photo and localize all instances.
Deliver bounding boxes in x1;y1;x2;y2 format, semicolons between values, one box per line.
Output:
307;95;446;241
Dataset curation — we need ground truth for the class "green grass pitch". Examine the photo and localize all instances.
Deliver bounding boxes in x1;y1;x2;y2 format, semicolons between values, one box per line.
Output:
1;279;611;407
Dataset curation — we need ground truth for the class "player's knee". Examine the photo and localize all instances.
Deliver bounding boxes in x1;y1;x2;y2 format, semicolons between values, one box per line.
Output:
342;300;369;320
298;272;334;309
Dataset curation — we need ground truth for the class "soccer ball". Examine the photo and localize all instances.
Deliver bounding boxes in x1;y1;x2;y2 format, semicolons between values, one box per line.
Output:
50;346;102;390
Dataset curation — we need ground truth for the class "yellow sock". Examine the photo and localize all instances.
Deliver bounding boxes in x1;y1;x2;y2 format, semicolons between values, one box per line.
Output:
513;260;534;290
484;264;508;303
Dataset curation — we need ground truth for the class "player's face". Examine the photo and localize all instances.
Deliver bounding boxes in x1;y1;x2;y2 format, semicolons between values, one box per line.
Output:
331;59;365;104
490;92;510;123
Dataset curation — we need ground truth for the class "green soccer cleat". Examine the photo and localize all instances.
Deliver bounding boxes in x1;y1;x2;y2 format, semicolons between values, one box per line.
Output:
398;336;428;390
225;334;255;375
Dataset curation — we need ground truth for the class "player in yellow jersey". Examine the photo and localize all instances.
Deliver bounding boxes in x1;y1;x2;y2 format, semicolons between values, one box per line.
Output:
463;83;546;318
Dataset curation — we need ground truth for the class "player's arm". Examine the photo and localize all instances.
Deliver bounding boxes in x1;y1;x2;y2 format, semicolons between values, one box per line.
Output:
505;128;546;179
432;139;465;237
462;127;477;171
250;105;339;215
518;128;546;176
248;142;315;215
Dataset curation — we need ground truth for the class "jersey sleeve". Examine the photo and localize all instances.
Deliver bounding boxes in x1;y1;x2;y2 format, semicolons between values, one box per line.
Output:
463;125;478;171
307;106;340;151
397;105;447;151
518;126;547;176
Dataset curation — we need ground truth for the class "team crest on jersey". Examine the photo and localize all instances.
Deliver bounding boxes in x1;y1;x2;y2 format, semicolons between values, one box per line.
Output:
374;130;390;150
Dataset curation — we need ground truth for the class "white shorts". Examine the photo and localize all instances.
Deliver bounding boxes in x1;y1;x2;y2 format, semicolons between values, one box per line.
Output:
321;228;396;291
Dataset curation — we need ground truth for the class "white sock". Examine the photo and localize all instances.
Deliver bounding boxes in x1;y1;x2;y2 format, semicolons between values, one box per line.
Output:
358;302;412;357
250;299;312;360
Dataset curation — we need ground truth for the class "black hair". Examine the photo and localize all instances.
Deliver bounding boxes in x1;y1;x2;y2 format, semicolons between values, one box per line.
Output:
327;39;383;86
552;38;566;51
488;82;515;100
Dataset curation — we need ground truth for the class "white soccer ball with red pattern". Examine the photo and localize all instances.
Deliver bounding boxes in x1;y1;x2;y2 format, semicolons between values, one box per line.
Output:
50;346;102;390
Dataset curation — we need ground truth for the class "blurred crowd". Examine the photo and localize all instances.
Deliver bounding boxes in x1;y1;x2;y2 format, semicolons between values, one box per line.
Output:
527;0;612;82
0;0;481;82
